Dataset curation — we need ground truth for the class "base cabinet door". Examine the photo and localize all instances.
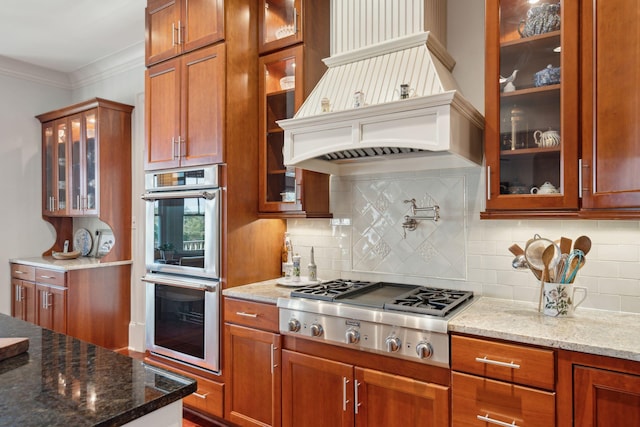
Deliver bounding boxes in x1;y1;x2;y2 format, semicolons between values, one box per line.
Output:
282;350;449;427
11;279;36;324
36;284;67;334
282;350;354;427
452;372;555;427
225;324;281;427
354;367;449;427
574;366;640;426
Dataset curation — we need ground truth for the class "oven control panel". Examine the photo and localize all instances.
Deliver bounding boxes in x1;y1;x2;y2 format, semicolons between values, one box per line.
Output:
279;307;450;367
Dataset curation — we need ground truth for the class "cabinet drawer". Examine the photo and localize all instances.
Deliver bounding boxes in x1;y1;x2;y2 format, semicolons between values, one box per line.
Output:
451;335;555;390
34;268;66;287
452;372;555;427
224;298;279;332
10;264;35;281
183;374;224;418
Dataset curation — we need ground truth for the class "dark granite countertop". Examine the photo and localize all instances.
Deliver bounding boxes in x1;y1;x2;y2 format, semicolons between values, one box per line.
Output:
0;313;196;426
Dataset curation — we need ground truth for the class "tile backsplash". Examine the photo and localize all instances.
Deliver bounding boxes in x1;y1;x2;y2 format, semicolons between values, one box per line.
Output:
287;167;640;314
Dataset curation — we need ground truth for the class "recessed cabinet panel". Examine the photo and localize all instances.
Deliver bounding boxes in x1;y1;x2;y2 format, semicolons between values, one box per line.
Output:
145;0;224;66
483;0;579;214
580;0;640;209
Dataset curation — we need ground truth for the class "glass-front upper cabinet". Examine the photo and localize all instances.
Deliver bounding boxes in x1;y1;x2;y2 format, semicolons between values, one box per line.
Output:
69;110;98;215
258;46;302;214
259;0;302;54
43;120;68;216
484;0;579;215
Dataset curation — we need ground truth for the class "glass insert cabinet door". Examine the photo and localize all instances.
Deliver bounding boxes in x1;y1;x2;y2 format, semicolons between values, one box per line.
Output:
70;110;98;215
485;0;579;212
259;0;302;53
43;120;68;215
259;45;304;213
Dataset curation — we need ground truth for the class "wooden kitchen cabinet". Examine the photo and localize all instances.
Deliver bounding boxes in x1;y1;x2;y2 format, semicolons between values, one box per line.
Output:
451;335;556;426
483;0;640;218
10;264;36;324
224;298;281;427
483;0;579;215
37;98;133;262
281;350;448;427
68;110;98;215
258;45;331;218
145;43;225;170
145;0;224;66
9;262;131;350
579;0;640;212
259;0;329;55
36;282;67;334
557;349;640;426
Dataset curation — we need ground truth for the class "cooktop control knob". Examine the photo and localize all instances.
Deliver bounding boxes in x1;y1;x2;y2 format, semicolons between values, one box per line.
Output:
416;342;433;359
310;323;324;337
385;336;401;353
288;318;301;333
345;328;360;344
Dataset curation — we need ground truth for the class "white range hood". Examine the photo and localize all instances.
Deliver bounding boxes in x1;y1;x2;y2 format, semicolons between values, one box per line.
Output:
278;1;484;176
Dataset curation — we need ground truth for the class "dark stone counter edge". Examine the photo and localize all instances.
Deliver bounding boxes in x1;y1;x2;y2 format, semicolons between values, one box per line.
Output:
97;368;197;427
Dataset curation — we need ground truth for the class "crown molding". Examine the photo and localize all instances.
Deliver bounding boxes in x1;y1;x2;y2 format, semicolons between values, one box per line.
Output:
0;56;71;89
0;41;144;91
69;42;144;89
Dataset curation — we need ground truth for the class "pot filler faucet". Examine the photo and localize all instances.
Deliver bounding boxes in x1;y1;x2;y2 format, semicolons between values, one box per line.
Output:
402;198;440;238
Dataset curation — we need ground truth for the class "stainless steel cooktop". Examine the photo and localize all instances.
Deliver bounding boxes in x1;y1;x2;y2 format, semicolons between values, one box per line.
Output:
278;279;474;367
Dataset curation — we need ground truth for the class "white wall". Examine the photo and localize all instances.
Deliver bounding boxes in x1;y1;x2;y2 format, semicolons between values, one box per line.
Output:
286;0;640;314
0;60;72;315
0;49;147;350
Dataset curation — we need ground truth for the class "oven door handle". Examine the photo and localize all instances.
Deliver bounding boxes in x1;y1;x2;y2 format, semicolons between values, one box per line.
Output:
141;189;218;201
141;274;218;292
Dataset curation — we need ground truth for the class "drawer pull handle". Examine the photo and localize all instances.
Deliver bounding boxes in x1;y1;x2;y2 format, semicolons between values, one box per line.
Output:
14;270;27;275
39;275;56;280
192;392;209;400
477;414;519;427
236;311;258;318
475;356;521;369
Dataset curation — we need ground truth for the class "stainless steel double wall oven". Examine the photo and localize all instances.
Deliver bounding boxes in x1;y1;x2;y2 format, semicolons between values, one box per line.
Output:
142;165;221;373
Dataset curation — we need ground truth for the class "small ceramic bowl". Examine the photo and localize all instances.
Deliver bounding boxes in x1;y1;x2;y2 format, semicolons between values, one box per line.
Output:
534;64;561;87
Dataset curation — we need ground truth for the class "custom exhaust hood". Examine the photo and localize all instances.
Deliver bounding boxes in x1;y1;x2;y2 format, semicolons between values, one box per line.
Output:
278;0;484;176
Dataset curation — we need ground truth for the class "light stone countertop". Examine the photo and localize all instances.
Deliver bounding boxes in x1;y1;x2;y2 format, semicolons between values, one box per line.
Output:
449;297;640;362
11;256;133;272
222;278;294;304
222;281;640;363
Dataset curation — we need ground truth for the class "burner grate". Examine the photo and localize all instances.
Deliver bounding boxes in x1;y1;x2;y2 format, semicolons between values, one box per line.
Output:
384;287;474;317
290;280;373;301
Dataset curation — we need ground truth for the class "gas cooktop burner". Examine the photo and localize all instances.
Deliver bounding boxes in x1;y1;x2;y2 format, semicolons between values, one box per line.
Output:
384;287;474;317
290;279;372;301
290;280;473;318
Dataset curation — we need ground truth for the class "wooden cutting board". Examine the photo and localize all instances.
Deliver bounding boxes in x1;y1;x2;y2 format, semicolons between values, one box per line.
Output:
0;337;29;362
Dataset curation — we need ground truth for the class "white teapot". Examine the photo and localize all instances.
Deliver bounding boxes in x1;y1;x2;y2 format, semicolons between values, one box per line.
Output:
530;182;559;194
534;129;561;148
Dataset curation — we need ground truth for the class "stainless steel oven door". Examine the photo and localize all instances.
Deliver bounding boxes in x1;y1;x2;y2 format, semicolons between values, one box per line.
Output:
142;188;220;279
143;273;220;373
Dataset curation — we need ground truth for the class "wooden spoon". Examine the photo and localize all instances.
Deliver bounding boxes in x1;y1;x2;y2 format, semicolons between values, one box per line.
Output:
560;237;572;255
539;244;556;312
508;244;525;257
573;235;592;256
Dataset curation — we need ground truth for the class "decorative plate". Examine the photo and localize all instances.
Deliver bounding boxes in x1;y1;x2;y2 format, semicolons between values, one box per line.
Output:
73;228;93;256
276;277;322;287
52;250;81;260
